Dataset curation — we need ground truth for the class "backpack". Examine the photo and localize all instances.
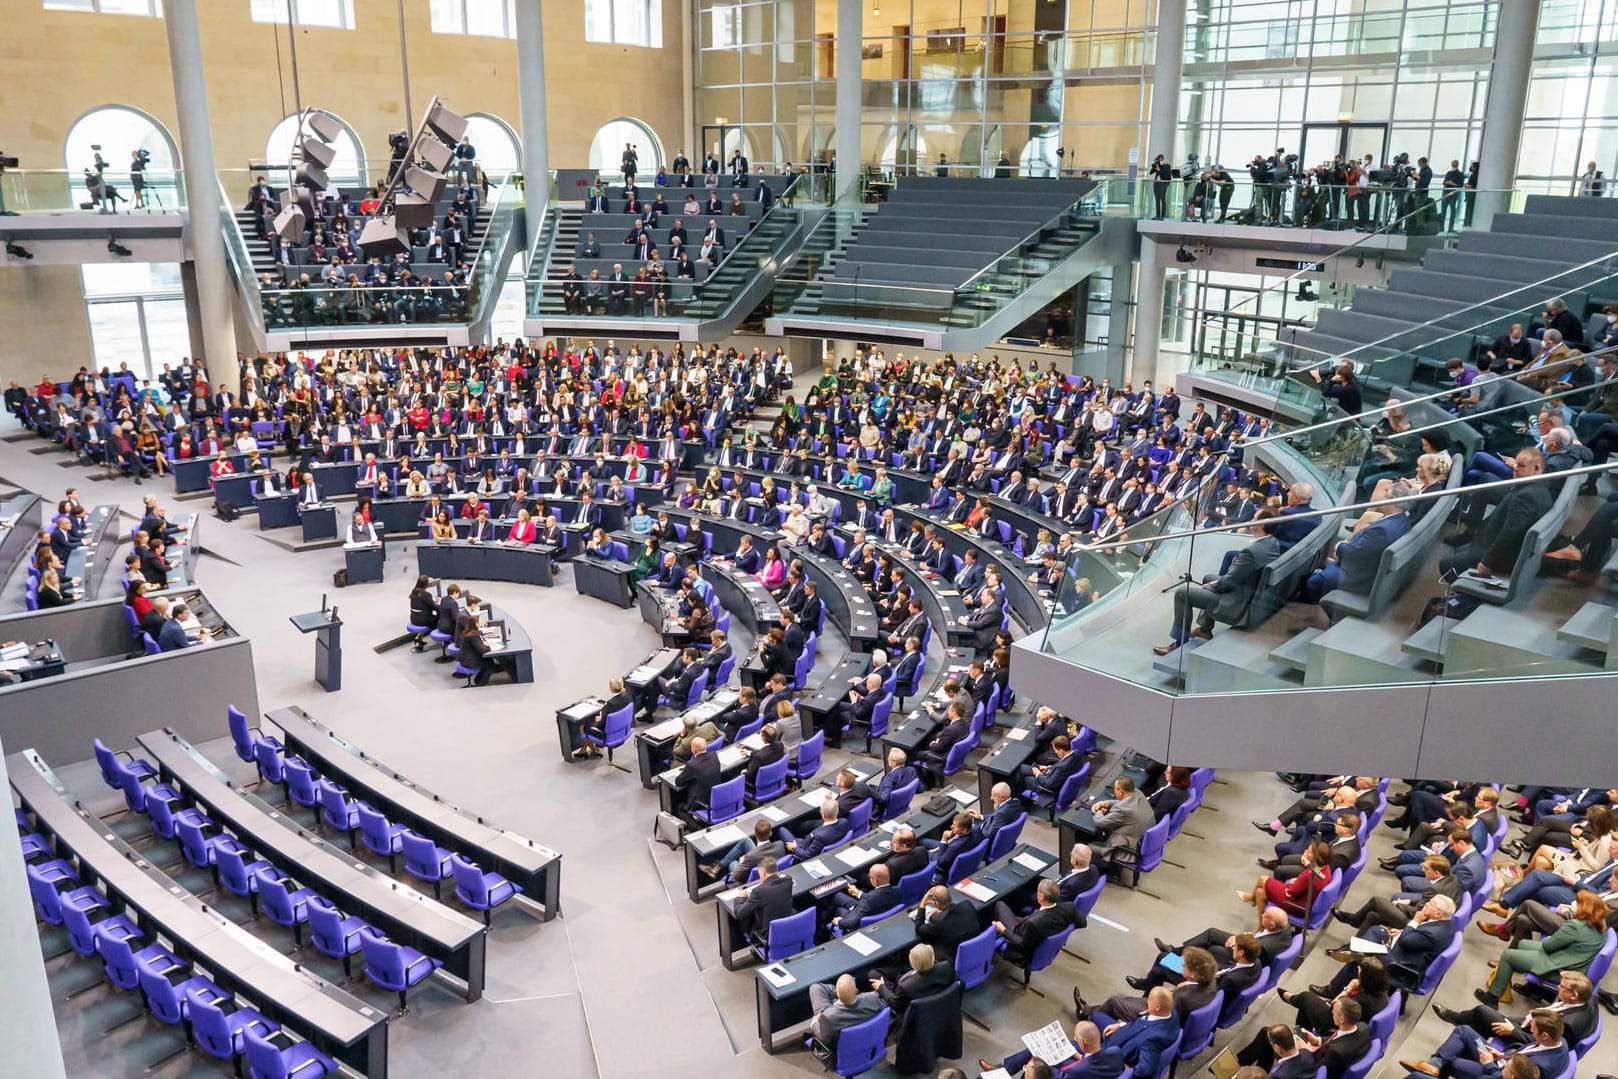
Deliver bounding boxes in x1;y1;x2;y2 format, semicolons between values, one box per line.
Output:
214;500;239;522
333;569;348;588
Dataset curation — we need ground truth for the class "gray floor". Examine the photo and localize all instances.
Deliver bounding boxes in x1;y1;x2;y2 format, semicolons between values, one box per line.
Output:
2;432;1615;1079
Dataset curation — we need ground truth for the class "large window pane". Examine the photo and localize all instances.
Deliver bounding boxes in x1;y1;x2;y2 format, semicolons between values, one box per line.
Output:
87;301;144;376
142;299;192;371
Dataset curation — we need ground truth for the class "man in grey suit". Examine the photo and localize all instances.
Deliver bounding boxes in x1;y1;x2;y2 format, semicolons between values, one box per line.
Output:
809;973;883;1045
1155;510;1281;655
1090;777;1157;877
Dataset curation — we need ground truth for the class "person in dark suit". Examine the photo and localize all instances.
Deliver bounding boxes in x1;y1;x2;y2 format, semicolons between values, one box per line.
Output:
1443;447;1553;580
1292;997;1371;1079
1100;986;1182;1079
1264;811;1361;880
917;701;972;784
157;606;195;652
971;783;1024;841
870;941;954;1018
913;884;979;959
1019;736;1085;800
1156;510;1281;654
1335;854;1463;933
831;767;875;819
782;801;851;859
984;1020;1128;1079
714;687;761;742
808;973;884;1049
994;878;1082;967
1401;1006;1569;1079
930;812;981;884
871;749;920;816
732;857;795;941
1092;946;1219;1026
1265;1025;1325;1079
673;737;722;822
743;725;786;795
1430;970;1596;1059
1144;907;1294;995
1058;844;1102;904
828;862;900;933
1316;895;1456;998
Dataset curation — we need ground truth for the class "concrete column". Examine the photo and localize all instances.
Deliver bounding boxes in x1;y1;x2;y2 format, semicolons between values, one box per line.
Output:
1107;262;1135;383
834;0;862;203
1131;238;1167;385
1145;0;1187;167
514;0;550;246
1474;0;1539;231
163;0;236;370
0;739;67;1079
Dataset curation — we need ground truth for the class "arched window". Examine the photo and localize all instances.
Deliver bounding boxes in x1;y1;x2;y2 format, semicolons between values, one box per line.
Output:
589;118;664;180
265;110;365;191
64;106;179;210
463;114;521;179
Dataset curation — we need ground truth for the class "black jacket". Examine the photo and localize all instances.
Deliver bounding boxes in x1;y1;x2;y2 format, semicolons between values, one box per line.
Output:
675;751;723;808
733;873;795;937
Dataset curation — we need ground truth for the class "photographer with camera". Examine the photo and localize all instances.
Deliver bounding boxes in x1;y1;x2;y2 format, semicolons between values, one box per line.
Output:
387;129;409;183
1148;153;1173;220
1206;162;1234;222
129;148;150;209
1247;154;1273;224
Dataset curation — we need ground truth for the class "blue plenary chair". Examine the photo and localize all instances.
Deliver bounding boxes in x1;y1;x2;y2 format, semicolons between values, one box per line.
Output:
752;906;817;964
940;737;975;782
216;845;274;914
359;929;443;1014
855;694;895;754
897;865;934;909
401;830;454;900
1111;816;1171;888
28;862;102;927
1401;931;1463;1012
188;987;277;1069
987;812;1028;863
944;838;990;884
693;775;745;827
1368;992;1402;1047
227;705;282;764
252;866;318;947
583;701;635;771
144;785;207;841
244;1026;337;1079
1342;1039;1382;1079
844;799;873;840
1263;933;1303;990
787;731;824;787
882;778;920;822
283;758;320;811
306;897;369;980
315;781;363;848
1073;876;1107;921
138;963;224;1031
955;924;1001;1031
94;737;156;790
357;804;407;872
176;816;247;881
450;854;522;925
60;897;135;960
1171;991;1224;1073
1004;919;1078;990
808;1006;891;1076
99;933;178;993
747;756;789;804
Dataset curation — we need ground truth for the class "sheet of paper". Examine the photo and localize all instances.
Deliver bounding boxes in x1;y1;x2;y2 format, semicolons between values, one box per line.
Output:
1013;851;1048;872
1021;1020;1077;1066
759;805;789;823
705;824;745;846
948;788;976;804
842;932;881;957
981;1069;1012;1079
955;878;994;903
802;860;831;879
759;964;796;988
1003;727;1030;741
800;789;832;808
836;845;880;870
1349;937;1388;955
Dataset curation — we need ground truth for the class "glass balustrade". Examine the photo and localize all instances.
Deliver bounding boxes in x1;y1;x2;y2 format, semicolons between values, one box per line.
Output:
0;168;185;214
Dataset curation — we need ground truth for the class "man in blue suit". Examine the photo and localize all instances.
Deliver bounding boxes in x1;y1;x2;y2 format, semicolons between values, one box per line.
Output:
870;749;920;817
978;1020;1127;1078
1101;986;1181;1079
970;783;1024;843
1301;483;1414;604
1319;894;1456;994
827;862;900;933
781;800;850;859
1401;1007;1570;1079
1392;826;1483;896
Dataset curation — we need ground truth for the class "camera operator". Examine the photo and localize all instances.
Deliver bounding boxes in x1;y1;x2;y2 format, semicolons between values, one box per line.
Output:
1440;159;1466;232
1148;153;1173;220
1207;162;1234;222
1247;154;1274;224
130;148;150;209
1323;154;1347;223
1183;164;1210;223
387;130;409;184
1272;150;1299;223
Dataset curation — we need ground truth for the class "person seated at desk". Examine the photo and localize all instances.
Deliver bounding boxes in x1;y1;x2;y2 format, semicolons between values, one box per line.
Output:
780;799;850;858
138;536;170;589
429;510;457;541
409;575;438;651
584;527;613;559
726;534;762;575
346;511;379;547
126;579;154;623
825;673;889;750
295;472;323;508
781;504;811;545
915;701;972;787
673;711;722;762
673;736;723;822
628;503;655;536
573;676;633;759
158;603;210;651
505;508;538;545
403;470;432;498
455;609;511;687
700;629;732;677
658;646;706;709
652;551;682;590
995;877;1083;967
538;515;565;554
703;816;787;884
732;854;794;940
713;685;760;742
37;569;74;608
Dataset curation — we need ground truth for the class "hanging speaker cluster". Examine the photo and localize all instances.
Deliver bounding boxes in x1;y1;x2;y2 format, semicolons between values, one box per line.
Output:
275;108;344;242
359;97;468;259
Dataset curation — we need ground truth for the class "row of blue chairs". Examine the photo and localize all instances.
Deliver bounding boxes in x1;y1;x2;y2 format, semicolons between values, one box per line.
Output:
18;808;339;1079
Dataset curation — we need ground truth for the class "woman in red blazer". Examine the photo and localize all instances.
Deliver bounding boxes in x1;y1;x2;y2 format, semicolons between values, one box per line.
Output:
1238;839;1332;918
506;509;537;545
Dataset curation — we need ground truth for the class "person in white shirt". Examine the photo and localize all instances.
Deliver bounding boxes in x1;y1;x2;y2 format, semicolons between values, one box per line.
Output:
345;511;379;547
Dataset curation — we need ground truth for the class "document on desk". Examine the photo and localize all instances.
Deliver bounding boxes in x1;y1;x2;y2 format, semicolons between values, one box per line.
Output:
1022;1020;1078;1065
1003;727;1030;741
842;932;882;957
835;845;880;870
799;789;832;809
802;859;832;880
759;805;790;823
948;788;977;805
705;823;745;846
954;878;994;903
759;963;796;989
1013;851;1049;872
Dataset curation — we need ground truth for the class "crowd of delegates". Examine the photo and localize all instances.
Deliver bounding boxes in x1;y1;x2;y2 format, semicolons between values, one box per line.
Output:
244;174;486;327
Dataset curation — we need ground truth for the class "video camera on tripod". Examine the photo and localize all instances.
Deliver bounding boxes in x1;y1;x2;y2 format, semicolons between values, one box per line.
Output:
1372;151;1415;186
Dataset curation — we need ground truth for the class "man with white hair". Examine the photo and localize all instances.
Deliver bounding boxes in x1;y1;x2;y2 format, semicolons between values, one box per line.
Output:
1270;481;1317;548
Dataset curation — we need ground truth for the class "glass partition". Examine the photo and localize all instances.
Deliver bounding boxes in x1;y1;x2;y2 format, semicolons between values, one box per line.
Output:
0;168;185;214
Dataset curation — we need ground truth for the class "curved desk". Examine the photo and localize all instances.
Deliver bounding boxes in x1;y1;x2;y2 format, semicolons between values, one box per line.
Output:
416;540;556;587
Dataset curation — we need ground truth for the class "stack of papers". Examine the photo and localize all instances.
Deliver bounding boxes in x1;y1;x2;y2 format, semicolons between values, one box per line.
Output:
835;845;880;870
799;789;832;808
1003;727;1030;741
954;878;994;903
759;806;789;823
948;788;977;805
706;823;745;846
1013;851;1049;872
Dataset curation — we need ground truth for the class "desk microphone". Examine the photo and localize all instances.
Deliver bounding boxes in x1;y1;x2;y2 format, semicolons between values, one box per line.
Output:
320;592;329;613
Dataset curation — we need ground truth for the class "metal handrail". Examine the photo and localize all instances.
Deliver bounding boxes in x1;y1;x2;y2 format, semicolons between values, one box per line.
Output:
954;185;1100;295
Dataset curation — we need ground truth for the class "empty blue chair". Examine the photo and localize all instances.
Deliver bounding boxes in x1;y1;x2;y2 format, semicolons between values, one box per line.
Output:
227;705;281;764
188;986;277;1067
845;799;873;839
252;866;318;947
28;862;103;927
1073;876;1107;921
94;737;156;790
693;775;745;826
244;1027;336;1079
356;804;407;871
810;1005;891;1076
987;813;1028;864
791;647;814;689
359;929;443;1014
710;651;737;691
176;816;246;877
787;731;824;785
747;756;789;803
583;702;635;771
897;864;934;909
941;736;975;780
64;893;143;961
944;838;989;884
18;832;52;862
401;830;453;900
955;925;1001;991
283;758;320;810
883;778;921;822
216;845;274;912
307;897;369;979
99;932;178;992
752;906;817;963
254;739;290;787
450;854;522;925
145;786;206;841
138;962;223;1028
316;781;363;847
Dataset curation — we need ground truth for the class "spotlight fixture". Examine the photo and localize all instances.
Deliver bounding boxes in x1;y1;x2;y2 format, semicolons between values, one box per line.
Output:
1175;245;1197;264
107;238;133;257
6;241;32;260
